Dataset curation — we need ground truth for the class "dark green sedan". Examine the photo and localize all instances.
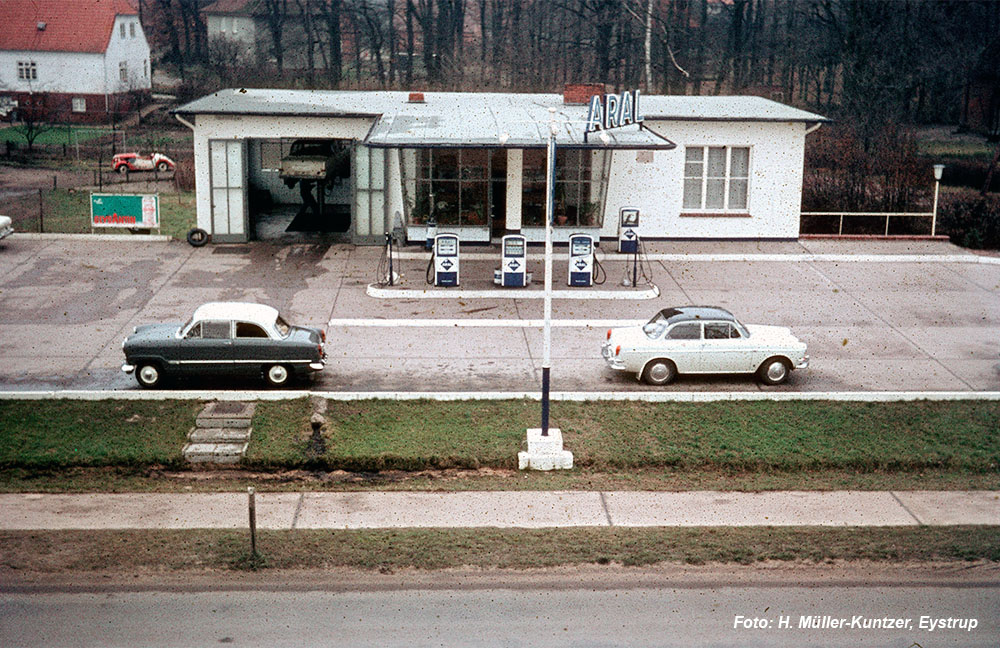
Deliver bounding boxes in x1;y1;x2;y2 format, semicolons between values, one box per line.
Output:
122;302;326;388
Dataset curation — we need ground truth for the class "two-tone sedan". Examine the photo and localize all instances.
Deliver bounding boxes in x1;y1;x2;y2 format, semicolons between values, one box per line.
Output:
122;302;326;388
602;306;808;386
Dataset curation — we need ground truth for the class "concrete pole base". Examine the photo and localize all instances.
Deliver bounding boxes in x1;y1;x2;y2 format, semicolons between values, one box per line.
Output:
518;427;574;470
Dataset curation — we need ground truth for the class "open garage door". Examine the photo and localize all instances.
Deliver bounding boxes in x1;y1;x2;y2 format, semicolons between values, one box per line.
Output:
208;139;248;243
352;144;388;245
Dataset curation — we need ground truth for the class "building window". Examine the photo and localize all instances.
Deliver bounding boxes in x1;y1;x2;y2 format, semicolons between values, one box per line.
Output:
259;141;283;171
522;148;609;227
410;149;489;227
120;22;126;38
17;61;37;81
220;16;230;32
130;22;136;38
683;146;750;211
72;97;86;113
119;61;128;82
144;60;149;78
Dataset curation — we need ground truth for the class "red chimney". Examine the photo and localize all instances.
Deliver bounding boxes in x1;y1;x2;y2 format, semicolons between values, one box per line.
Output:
563;83;605;105
408;92;425;103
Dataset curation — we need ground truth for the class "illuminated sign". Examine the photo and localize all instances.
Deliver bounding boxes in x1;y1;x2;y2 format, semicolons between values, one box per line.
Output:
585;90;643;134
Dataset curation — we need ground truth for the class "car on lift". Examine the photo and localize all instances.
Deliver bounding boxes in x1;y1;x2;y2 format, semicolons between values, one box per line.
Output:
279;139;350;181
602;305;809;385
112;151;176;174
0;214;13;241
122;302;326;388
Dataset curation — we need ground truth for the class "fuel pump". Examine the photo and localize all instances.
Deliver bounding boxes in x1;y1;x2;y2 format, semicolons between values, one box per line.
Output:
426;233;460;287
618;207;640;254
567;233;597;287
494;234;530;287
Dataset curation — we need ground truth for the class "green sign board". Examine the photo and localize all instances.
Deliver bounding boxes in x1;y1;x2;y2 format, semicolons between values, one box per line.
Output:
90;193;160;229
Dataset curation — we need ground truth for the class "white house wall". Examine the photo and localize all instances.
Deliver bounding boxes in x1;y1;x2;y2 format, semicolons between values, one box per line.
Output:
104;15;152;93
191;114;377;234
602;120;806;240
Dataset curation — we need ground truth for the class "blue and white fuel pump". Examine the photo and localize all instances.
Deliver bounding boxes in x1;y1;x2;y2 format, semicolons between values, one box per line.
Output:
432;233;459;287
567;233;595;287
494;234;530;287
618;207;640;254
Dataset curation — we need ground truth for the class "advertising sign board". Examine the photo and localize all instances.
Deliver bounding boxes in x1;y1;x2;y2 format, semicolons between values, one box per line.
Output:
91;193;160;229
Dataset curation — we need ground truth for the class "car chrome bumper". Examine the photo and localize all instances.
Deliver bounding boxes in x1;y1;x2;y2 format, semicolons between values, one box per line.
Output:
308;362;325;371
0;225;13;240
121;363;135;374
601;343;625;370
796;355;809;370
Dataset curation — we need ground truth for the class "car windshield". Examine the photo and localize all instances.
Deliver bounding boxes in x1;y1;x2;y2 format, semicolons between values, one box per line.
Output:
642;312;668;339
178;317;194;337
274;315;291;337
733;319;750;338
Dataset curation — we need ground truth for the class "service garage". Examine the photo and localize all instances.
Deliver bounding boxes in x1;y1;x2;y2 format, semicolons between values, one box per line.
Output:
172;86;827;245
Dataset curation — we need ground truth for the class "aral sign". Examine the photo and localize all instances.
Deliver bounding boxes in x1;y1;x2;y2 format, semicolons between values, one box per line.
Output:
585;89;643;134
91;193;160;229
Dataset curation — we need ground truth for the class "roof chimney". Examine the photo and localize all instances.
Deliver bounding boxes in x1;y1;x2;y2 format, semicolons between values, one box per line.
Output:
408;92;425;103
563;83;605;105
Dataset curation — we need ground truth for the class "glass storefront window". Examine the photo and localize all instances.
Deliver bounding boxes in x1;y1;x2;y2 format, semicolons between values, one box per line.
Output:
410;149;491;226
523;148;605;228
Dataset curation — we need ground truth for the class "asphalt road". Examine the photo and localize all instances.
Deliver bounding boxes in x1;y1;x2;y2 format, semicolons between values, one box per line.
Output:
2;571;997;647
0;237;997;393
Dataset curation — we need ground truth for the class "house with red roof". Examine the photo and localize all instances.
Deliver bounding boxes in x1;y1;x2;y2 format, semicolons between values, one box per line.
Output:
0;0;152;123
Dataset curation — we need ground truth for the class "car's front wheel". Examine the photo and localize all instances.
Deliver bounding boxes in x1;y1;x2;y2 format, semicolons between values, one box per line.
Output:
641;358;677;386
156;161;170;172
135;363;163;389
757;357;791;385
116;165;129;175
265;364;291;387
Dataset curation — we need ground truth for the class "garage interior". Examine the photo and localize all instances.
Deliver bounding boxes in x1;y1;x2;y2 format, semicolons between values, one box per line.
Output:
247;138;353;241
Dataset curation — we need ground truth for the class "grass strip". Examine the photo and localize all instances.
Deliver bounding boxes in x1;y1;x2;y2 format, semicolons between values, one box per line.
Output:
2;399;997;478
2;527;998;573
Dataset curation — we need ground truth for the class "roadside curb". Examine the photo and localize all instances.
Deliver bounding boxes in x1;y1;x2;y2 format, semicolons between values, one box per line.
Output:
12;233;174;242
1;390;998;402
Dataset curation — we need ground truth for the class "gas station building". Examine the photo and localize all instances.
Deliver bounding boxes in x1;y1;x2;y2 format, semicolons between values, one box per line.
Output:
173;86;827;246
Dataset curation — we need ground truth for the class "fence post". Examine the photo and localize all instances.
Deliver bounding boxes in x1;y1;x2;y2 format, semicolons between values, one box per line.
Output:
248;486;257;558
38;189;44;233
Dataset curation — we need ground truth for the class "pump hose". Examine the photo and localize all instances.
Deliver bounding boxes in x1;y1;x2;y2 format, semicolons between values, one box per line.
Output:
425;250;435;285
592;249;607;285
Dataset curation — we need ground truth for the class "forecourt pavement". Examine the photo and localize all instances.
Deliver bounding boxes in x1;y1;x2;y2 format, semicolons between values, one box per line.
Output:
3;490;999;530
0;236;997;393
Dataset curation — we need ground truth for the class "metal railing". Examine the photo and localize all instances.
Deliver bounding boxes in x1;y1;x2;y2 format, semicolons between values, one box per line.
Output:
800;211;935;236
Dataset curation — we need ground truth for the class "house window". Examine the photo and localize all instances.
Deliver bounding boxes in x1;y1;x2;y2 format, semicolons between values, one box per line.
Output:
220;16;230;32
130;22;136;38
144;60;149;78
120;22;126;38
72;98;86;113
682;146;750;211
119;61;128;82
17;61;37;81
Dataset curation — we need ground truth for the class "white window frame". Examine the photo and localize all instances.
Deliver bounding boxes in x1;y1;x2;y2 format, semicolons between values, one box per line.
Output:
72;97;86;113
17;60;37;81
120;22;126;39
119;61;128;82
129;22;136;38
682;145;751;212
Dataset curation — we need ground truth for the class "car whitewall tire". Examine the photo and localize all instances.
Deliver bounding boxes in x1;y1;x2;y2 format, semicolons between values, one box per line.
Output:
265;364;290;387
136;363;162;389
758;357;790;385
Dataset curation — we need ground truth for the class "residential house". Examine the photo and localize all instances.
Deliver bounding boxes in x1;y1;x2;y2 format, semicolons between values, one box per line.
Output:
0;0;151;124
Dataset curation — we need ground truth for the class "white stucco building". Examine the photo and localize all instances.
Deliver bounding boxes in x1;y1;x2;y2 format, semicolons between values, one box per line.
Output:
173;86;827;245
0;0;151;123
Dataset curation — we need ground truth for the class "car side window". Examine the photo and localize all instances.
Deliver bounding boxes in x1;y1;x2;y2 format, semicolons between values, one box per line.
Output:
729;324;742;339
704;323;729;340
201;320;232;340
184;322;202;339
236;322;269;338
666;322;701;340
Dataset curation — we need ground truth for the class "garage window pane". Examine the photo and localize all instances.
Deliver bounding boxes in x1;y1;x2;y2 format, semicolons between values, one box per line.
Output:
369;147;384;190
729;179;748;209
682;178;702;209
260;141;281;171
706;178;725;208
707;148;727;178
356;192;370;236
356;146;370;190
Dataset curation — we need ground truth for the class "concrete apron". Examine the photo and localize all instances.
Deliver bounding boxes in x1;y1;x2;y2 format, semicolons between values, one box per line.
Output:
2;491;998;530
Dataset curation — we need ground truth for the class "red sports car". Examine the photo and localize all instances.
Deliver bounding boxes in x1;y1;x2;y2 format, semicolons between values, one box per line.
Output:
112;152;176;174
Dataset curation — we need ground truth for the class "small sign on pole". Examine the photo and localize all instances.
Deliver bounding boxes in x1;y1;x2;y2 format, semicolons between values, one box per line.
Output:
90;193;160;231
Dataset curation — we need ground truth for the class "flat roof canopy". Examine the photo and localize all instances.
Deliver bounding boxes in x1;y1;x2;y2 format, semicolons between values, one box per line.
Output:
174;88;829;150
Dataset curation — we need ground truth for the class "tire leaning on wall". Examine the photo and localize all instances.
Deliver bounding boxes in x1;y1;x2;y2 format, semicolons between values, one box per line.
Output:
186;227;209;247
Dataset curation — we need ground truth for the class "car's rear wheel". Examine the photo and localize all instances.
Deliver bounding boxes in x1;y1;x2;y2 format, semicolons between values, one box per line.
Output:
757;357;791;385
642;358;677;386
265;364;291;387
117;165;129;175
156;161;170;172
136;363;163;389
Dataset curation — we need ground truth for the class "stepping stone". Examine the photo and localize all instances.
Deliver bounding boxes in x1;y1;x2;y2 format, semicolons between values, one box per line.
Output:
188;427;253;443
196;401;255;429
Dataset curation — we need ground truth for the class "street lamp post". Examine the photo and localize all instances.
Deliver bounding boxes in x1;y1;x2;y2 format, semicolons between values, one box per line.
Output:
541;111;557;436
932;164;945;237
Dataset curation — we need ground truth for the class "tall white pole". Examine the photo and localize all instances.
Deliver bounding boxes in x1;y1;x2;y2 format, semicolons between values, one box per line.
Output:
931;177;941;237
541;111;556;436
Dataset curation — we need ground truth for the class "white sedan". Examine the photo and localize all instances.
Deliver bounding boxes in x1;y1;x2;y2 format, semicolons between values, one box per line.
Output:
602;306;809;385
0;214;13;241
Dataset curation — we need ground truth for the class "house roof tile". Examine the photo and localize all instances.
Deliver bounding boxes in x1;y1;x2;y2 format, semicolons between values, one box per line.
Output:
0;0;138;54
